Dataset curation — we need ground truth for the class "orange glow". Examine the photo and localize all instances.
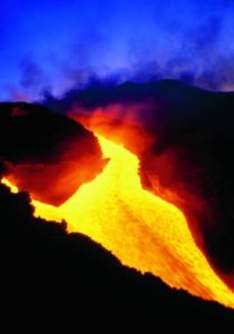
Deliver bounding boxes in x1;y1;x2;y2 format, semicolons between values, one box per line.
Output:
2;134;234;309
70;103;155;155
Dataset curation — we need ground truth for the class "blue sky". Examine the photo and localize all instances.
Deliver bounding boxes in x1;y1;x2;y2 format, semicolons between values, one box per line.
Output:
1;0;234;101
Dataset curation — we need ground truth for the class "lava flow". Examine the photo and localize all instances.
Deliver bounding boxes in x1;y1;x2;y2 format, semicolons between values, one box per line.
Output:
3;133;234;309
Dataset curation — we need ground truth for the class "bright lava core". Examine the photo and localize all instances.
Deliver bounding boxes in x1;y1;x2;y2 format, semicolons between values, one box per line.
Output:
3;134;234;309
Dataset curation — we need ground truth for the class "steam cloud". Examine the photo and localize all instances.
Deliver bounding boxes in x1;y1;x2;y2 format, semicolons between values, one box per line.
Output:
1;0;234;101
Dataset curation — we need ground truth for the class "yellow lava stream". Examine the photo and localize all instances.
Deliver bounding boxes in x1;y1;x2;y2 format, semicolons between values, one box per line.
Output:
3;134;234;309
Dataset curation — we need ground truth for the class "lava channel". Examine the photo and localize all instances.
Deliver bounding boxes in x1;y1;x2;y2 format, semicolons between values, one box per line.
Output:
3;133;234;309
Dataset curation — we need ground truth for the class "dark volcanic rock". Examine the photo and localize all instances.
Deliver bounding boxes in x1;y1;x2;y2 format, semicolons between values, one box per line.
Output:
135;81;234;281
0;102;106;205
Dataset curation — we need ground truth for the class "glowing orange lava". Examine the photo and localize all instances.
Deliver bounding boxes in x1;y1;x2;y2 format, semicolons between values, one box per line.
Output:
3;134;234;309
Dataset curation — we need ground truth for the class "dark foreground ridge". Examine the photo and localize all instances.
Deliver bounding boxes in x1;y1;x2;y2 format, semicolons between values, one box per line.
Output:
1;183;234;332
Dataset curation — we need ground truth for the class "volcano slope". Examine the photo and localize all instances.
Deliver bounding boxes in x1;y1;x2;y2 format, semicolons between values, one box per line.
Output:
1;93;234;329
62;79;234;287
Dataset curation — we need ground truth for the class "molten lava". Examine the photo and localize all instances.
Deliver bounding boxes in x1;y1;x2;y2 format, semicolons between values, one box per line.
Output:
3;134;234;309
